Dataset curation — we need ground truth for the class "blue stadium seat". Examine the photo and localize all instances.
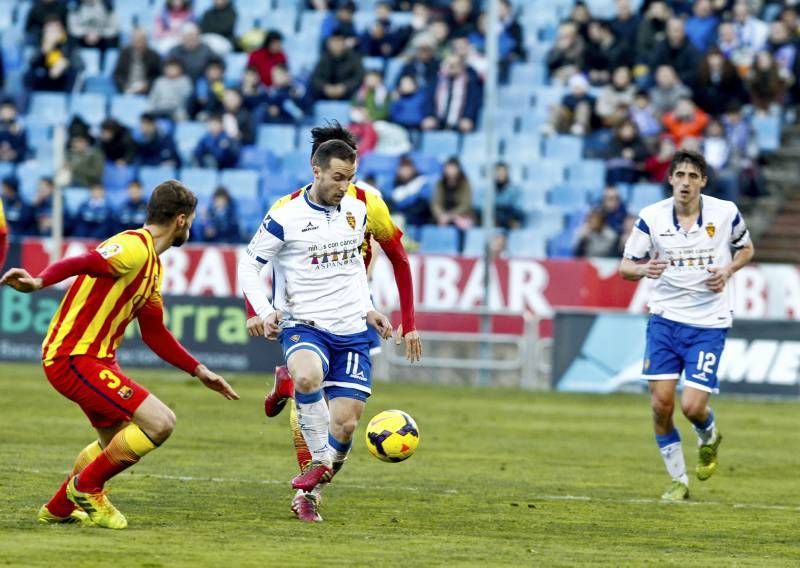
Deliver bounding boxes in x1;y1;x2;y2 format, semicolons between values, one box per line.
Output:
384;56;405;89
498;86;533;110
509;62;546;86
0;0;13;28
280;149;310;177
239;145;279;172
519;181;549;214
462;228;500;258
548;230;576;258
506;229;547;258
83;75;117;97
419;225;460;255
179;167;219;201
314;100;352;126
69;93;107;127
528;158;565;186
79;48;101;75
63;186;91;215
175;121;208;163
29;92;68;125
261;173;298;207
257;124;297;156
549;184;589;208
528;206;566;238
220;169;260;202
25;121;53;163
753;114;780;152
110;94;149;128
407;151;440;176
543;135;584;160
503;134;542;164
461;133;501;160
101;48;119;77
359;153;400;180
17;161;50;201
420;131;459;160
362;56;385;73
102;163;136;192
224;52;249;86
567;160;606;189
139;165;177;192
628;182;665;214
480;110;518;136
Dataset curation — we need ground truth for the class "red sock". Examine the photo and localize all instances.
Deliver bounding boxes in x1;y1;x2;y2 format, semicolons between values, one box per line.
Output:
75;425;157;493
76;453;128;493
45;478;74;517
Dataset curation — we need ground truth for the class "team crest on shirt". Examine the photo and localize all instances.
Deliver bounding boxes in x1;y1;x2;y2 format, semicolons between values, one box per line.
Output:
705;223;715;238
290;334;300;342
346;211;356;230
97;243;122;259
117;386;134;400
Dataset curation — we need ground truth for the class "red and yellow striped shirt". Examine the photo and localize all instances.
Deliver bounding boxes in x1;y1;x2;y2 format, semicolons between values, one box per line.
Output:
43;229;163;364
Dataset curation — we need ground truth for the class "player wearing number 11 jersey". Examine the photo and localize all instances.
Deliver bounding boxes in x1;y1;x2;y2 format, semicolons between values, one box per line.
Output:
619;150;754;502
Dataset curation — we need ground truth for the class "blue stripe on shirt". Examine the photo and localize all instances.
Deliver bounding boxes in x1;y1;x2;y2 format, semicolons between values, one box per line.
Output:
635;217;650;235
263;216;284;241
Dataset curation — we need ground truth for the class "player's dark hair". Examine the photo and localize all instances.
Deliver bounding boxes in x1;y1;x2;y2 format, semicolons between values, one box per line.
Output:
146;180;197;225
311;139;357;170
668;149;708;178
309;120;358;158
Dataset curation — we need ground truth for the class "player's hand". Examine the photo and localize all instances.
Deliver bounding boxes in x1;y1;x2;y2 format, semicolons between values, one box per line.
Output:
394;324;422;363
705;266;731;293
194;364;240;400
641;256;669;279
367;310;393;340
246;316;265;337
0;268;43;293
264;310;283;341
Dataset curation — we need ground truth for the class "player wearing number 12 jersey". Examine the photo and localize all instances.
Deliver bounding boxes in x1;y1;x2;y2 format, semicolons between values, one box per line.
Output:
619;150;754;502
0;181;239;529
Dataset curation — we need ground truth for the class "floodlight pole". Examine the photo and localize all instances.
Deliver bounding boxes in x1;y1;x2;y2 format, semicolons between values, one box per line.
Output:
479;0;500;386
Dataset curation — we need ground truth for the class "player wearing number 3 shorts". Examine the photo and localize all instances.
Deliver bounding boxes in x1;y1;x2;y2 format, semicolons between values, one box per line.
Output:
619;150;754;502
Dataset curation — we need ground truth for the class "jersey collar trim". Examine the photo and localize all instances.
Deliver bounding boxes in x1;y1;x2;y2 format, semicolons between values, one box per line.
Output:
671;196;703;233
303;188;340;213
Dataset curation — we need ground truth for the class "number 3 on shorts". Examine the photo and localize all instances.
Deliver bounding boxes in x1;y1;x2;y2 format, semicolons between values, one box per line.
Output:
99;369;121;389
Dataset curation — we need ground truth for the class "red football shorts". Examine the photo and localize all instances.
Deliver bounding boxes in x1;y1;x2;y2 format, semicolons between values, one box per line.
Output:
43;356;150;428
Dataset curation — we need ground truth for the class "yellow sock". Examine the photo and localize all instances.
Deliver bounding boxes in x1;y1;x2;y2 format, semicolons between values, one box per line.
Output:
71;441;103;475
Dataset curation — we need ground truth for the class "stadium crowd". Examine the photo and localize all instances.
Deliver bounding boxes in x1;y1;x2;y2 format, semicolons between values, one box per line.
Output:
0;0;790;256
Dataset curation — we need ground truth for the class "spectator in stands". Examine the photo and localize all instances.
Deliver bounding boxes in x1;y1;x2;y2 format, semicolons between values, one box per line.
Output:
200;186;240;243
64;132;103;187
598;185;628;234
649;17;698;88
68;0;119;52
262;64;307;124
399;35;440;95
702;118;738;202
30;177;57;236
168;22;217;81
25;17;81;92
389;75;427;130
148;58;193;121
779;6;800;40
116;179;148;231
492;162;524;230
310;30;365;101
134;113;181;166
347;106;378;156
74;183;113;239
732;0;768;56
717;21;751;75
767;21;797;86
684;0;718;53
662;97;710;146
399;2;433;56
605;118;648;184
566;0;592;42
0;101;28;164
721;104;764;197
610;0;639;51
574;208;618;258
747;50;788;114
693;47;749;117
199;0;237;50
431;157;474;232
388;154;433;226
321;0;358;49
99;118;136;165
629;89;661;140
497;0;526;64
153;0;196;52
359;1;410;58
545;72;597;136
429;18;451;59
1;176;35;235
584;19;633;86
648;64;691;117
421;54;482;133
247;31;288;88
635;1;671;71
466;12;513;81
451;35;488;80
193;113;240;169
190;58;226;119
596;65;636;127
616;214;635;256
240;67;266;112
353;70;390;121
546;22;585;83
644;135;676;182
25;0;68;45
445;0;478;40
113;28;163;95
221;88;254;145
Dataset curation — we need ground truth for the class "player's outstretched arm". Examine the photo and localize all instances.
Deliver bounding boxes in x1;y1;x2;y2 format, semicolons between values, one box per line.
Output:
1;251;114;292
138;297;239;400
619;255;669;281
394;324;423;363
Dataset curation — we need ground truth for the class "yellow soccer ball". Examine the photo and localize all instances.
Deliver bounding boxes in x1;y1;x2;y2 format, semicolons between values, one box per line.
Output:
365;409;420;463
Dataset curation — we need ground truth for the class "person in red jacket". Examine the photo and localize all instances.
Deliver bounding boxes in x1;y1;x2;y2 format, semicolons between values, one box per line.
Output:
247;30;287;87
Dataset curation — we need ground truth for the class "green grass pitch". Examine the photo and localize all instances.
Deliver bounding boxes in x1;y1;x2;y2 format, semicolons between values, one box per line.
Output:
0;361;798;567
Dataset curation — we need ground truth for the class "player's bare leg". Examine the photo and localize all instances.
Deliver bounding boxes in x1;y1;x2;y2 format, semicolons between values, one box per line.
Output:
681;387;721;481
649;380;689;500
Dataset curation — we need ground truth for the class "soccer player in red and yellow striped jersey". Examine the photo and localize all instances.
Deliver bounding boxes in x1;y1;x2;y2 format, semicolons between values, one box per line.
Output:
0;197;8;270
0;180;239;529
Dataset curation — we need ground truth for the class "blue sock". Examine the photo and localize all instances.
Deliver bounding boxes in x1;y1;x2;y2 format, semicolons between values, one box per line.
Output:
691;409;716;445
655;429;681;449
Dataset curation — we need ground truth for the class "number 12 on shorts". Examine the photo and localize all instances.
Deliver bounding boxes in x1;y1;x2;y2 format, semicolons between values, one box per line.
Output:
696;351;717;375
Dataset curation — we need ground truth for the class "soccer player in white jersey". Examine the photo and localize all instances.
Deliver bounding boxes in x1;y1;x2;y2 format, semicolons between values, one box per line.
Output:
619;150;754;501
237;139;393;520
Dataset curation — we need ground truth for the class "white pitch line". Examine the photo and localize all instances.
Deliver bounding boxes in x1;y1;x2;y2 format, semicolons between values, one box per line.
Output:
4;467;796;511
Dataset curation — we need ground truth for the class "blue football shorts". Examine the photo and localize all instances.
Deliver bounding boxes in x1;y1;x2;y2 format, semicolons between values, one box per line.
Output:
642;315;728;393
280;323;373;401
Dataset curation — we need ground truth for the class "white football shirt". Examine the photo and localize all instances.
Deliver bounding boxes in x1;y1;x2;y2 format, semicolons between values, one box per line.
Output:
623;195;750;328
238;191;374;335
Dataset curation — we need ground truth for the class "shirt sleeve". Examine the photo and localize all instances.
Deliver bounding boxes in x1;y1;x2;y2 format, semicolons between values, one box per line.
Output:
237;214;285;321
729;207;751;249
622;215;654;261
96;232;149;277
